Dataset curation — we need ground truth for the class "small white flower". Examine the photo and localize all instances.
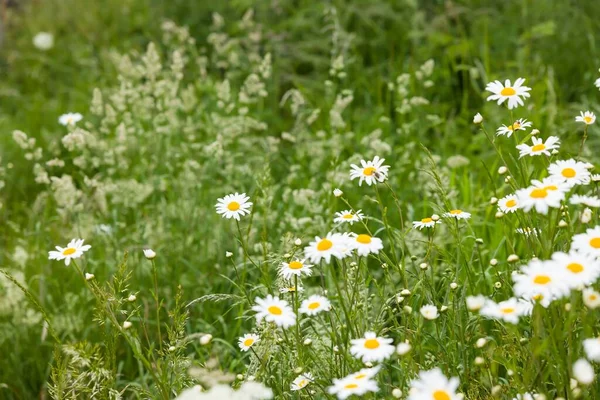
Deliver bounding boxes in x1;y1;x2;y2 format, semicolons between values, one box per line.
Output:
420;304;439;320
238;333;260;351
291;373;314;391
123;321;132;329
33;32;54;50
516;185;564;215
350;331;395;362
58;113;83;126
582;208;593;224
407;368;461;400
349;156;390;186
496;118;532;137
573;358;595;385
334;209;364;225
85;273;95;281
413;216;441;230
443;209;471;220
279;259;313;280
571;226;600;257
473;113;483;124
333;188;344;197
485;78;532;110
466;295;486;311
480;298;529;324
570;195;600;208
304;233;345;264
583;287;600;309
328;369;380;400
48;238;92;266
215;193;253;221
200;334;212;345
576;111;596;125
583;338;600;362
349;233;383;256
299;294;331;315
143;249;156;260
498;166;508;175
396;342;411;355
548;159;591;187
128;294;137;302
497;194;519;213
516;136;560;158
251;295;296;329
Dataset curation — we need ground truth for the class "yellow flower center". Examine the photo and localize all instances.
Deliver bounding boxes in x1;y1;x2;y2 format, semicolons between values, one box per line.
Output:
298;379;307;387
544;185;558;191
501;307;515;314
268;306;282;315
529;188;548;198
562;168;576;178
344;383;358;389
317;239;333;251
227;201;240;211
343;214;354;219
450;209;462;215
354;373;367;380
533;275;551;285
356;234;372;244
364;338;380;349
433;390;451;400
590;238;600;249
243;338;254;346
506;199;517;208
363;167;376;176
532;294;544;301
567;263;584;274
289;261;303;270
62;248;76;256
531;143;546;152
590;294;598;301
512;122;521;130
421;217;433;223
584;116;593;124
308;302;320;310
501;87;516;96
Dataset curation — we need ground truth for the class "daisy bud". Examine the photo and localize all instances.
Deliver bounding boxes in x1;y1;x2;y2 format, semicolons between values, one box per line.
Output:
573;358;595;385
507;254;519;263
169;346;176;352
225;251;233;258
143;249;156;260
364;361;373;367
431;214;440;221
303;338;312;346
392;388;403;398
491;386;502;395
283;253;291;258
490;258;498;266
558;220;568;228
473;113;483;124
450;282;458;289
476;238;484;245
507;369;514;376
294;367;303;374
123;321;132;329
420;304;439;320
534;395;546;400
494;281;502;289
556;398;566;400
419;262;428;270
476;338;487;348
572;389;582;398
236;374;244;380
333;345;339;353
294;238;302;246
403;305;413;313
200;334;213;345
440;305;448;312
531;129;540;136
466;295;485;311
551;149;559;155
410;255;418;261
128;294;137;302
490;197;498;205
497;166;508;175
475;356;484;365
581;208;592;224
333;188;343;197
504;176;511;184
396;296;404;303
570;378;578;389
85;273;95;281
381;263;387;269
495;211;504;219
247;375;256;382
565;303;572;311
400;289;411;296
396;342;411;355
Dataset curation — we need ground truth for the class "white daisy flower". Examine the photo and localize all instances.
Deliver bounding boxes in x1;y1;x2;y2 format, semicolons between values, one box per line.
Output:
497;194;519;213
496;118;532;137
583;287;600;309
443;209;471;220
304;233;344;264
516;185;564;214
251;295;296;328
466;295;486;311
348;365;381;381
576;111;596;125
238;333;260;351
584;338;600;362
279;259;313;280
349;233;383;256
279;284;304;294
515;227;541;236
420;304;439;320
412;216;441;230
48;238;91;266
215;193;253;221
58;112;83;126
349;156;390;186
327;371;379;400
516;136;560;158
334;209;364;225
349;331;395;362
485;78;531;109
573;358;595;385
479;298;528;324
512;259;571;305
33;32;54;50
530;177;571;193
571;226;600;258
407;368;460;400
548;159;591;187
570;194;600;208
291;373;314;391
550;251;600;288
299;294;331;315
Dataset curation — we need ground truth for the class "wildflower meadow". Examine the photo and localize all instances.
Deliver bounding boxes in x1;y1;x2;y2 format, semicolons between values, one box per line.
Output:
3;1;600;399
